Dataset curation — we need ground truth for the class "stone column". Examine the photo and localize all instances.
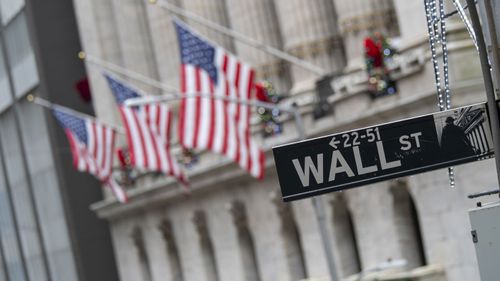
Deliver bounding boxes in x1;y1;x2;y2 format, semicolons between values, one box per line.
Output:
274;0;345;85
73;0;127;201
393;0;458;44
181;0;235;52
131;227;153;281
228;201;261;281
111;0;160;93
271;194;308;280
193;210;220;281
158;219;185;281
334;0;399;68
225;0;291;93
145;1;181;90
94;0;123;68
73;0;123;126
346;182;411;271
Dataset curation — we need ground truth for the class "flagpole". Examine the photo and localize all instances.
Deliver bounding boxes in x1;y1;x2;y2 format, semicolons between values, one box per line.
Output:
125;92;290;111
82;53;311;134
83;54;308;141
149;0;326;76
26;95;126;134
81;52;179;93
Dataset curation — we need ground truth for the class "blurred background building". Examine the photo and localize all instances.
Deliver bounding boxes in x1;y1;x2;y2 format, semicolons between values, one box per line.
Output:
0;0;118;280
68;0;496;281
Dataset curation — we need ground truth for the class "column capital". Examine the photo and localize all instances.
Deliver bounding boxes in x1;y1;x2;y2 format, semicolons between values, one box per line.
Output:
339;9;397;34
227;201;248;230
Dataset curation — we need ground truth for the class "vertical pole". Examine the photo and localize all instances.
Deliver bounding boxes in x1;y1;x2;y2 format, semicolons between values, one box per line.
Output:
293;108;339;281
466;0;500;189
483;0;500;96
293;108;306;142
312;197;339;281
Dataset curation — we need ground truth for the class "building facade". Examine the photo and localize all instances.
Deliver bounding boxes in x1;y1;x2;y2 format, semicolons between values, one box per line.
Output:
0;0;118;280
73;0;495;280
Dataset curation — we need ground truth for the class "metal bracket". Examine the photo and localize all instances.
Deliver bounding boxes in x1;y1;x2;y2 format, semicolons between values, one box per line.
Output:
472;230;478;243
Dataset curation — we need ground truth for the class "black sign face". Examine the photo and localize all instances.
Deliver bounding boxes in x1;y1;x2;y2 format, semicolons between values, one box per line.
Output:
273;103;494;202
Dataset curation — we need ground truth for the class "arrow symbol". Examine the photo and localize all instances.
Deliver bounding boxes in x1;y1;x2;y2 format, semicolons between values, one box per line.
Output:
329;136;340;149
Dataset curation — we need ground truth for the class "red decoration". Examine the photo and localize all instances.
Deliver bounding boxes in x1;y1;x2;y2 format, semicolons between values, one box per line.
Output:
364;32;397;97
75;77;92;103
116;147;129;168
255;83;270;102
364;37;383;68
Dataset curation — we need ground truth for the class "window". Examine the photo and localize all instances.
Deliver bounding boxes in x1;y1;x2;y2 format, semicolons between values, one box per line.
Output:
0;109;48;280
4;12;38;97
193;210;220;281
0;0;24;25
0;190;27;281
331;195;361;277
0;130;27;281
0;238;7;281
0;44;12;112
391;180;427;268
229;201;261;281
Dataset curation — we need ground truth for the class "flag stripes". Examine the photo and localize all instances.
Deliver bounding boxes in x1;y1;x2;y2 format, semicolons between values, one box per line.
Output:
175;20;265;179
52;108;128;202
105;75;187;184
66;121;115;180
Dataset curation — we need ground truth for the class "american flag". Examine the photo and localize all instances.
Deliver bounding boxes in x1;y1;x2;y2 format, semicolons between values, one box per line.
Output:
52;108;128;203
104;74;187;185
174;19;265;179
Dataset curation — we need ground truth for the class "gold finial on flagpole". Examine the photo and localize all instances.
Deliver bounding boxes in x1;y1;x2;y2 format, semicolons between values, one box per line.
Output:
26;94;34;102
78;51;86;60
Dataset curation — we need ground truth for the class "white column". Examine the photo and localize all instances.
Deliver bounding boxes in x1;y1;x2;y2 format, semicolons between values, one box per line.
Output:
94;0;123;67
145;1;181;90
225;0;291;93
274;0;345;85
73;0;123;126
111;0;160;93
181;0;235;52
73;0;127;203
346;182;410;271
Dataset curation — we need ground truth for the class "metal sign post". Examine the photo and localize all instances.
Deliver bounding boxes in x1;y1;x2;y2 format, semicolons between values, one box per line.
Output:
273;103;495;202
466;0;500;189
292;109;339;281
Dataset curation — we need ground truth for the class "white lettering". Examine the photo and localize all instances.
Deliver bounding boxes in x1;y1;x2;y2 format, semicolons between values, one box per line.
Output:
377;141;402;170
292;154;324;187
329;150;355;181
399;135;411;151
410;132;422;148
353;146;378;175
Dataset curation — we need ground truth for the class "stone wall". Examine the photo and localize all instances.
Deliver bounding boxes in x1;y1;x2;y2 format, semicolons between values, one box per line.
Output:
71;0;492;280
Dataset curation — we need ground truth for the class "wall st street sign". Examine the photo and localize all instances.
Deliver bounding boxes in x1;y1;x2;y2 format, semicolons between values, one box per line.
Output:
273;103;495;202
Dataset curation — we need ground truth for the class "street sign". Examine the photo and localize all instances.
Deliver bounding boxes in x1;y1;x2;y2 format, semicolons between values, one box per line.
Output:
273;103;495;202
